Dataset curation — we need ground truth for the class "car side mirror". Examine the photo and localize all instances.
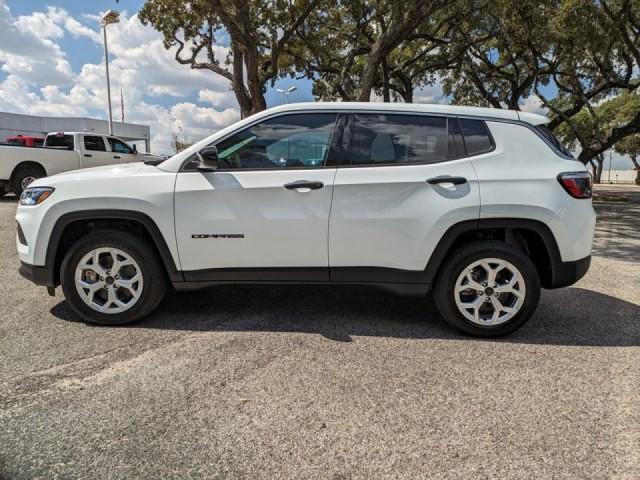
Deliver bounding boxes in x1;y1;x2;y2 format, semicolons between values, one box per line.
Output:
196;146;219;172
132;144;138;154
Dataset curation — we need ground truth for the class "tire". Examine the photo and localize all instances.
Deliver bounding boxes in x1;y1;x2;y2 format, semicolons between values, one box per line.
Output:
60;230;167;325
12;166;44;196
434;241;541;337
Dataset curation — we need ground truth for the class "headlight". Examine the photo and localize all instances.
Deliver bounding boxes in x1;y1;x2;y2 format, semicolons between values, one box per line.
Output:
20;187;54;206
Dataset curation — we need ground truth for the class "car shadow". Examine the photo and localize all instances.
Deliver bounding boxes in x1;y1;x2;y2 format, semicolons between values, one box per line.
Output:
0;194;17;202
50;284;640;347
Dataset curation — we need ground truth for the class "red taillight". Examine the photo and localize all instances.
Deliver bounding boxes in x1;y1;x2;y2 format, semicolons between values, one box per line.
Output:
557;172;592;199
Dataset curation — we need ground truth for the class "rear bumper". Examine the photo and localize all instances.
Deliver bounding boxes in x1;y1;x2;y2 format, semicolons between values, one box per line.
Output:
549;255;591;289
19;261;56;287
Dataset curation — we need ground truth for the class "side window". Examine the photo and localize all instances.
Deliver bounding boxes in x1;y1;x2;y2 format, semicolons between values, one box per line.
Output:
345;114;447;165
213;113;338;169
460;119;493;156
83;135;106;152
108;137;133;154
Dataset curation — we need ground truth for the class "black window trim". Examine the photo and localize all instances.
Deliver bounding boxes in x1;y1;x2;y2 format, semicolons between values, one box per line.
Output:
178;108;575;172
447;117;467;161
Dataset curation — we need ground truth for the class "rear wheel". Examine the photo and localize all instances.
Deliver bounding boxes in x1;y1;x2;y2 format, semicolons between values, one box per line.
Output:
12;166;44;196
60;230;167;325
434;241;540;337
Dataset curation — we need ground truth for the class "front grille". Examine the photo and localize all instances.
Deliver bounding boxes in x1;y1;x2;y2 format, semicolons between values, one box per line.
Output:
16;222;27;246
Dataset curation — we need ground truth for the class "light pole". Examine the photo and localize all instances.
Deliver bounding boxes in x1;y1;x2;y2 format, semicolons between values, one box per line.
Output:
276;86;297;104
101;9;120;135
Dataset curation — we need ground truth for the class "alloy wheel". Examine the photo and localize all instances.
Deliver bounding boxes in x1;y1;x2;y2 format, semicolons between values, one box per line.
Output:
74;247;144;314
454;258;526;326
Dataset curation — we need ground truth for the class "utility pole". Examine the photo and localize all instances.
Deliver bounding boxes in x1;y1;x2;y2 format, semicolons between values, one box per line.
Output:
101;10;120;136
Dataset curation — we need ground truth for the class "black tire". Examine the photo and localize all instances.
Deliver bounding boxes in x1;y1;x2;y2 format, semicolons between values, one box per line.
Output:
60;230;167;325
12;166;44;196
434;241;540;337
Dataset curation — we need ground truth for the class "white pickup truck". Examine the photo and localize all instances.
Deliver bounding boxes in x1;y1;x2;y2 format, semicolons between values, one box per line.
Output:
0;132;161;196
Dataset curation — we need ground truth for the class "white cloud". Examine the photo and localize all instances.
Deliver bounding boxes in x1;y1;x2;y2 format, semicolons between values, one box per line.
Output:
198;88;237;109
64;16;102;43
520;95;547;115
0;2;240;154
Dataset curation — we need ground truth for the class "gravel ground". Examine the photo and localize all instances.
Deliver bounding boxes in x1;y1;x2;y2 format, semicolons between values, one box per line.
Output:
0;186;638;479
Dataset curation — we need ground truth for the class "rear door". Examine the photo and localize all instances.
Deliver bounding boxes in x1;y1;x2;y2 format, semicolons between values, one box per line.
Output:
174;112;341;280
80;135;112;167
329;113;481;280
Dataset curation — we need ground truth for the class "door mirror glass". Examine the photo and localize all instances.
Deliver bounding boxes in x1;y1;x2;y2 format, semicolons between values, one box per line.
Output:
197;146;219;171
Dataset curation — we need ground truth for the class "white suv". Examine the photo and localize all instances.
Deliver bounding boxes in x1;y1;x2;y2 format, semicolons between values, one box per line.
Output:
16;103;595;336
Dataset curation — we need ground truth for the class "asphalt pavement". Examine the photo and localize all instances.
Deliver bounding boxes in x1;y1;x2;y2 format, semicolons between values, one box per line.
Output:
0;186;638;479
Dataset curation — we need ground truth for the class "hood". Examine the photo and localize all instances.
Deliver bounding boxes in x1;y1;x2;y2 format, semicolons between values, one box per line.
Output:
30;162;155;187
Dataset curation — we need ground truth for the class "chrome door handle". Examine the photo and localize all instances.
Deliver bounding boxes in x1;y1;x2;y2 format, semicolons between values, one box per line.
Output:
284;180;324;190
427;176;467;185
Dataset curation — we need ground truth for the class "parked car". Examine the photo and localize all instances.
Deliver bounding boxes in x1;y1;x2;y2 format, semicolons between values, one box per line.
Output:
16;103;595;336
5;135;45;148
0;132;160;196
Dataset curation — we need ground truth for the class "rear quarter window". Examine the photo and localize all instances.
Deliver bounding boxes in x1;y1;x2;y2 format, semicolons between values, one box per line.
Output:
459;119;494;156
45;135;74;149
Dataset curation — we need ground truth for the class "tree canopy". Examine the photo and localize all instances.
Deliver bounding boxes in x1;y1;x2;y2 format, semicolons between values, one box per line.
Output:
139;0;640;164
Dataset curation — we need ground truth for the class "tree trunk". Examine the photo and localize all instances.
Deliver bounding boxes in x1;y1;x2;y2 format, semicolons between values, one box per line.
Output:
358;46;384;101
594;154;604;183
589;159;597;180
381;57;390;102
631;154;640;185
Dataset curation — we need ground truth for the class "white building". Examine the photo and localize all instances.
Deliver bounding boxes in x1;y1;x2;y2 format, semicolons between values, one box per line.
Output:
0;111;151;153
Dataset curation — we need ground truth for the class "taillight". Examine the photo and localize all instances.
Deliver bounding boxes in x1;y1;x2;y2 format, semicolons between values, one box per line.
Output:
557;172;592;199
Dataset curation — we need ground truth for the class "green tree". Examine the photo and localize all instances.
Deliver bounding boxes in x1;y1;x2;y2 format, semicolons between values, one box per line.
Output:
139;0;321;117
554;92;640;182
615;134;640;185
293;0;471;102
441;0;640;164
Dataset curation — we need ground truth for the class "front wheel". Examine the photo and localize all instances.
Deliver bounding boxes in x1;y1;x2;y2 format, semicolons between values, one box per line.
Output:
434;241;541;337
60;230;167;325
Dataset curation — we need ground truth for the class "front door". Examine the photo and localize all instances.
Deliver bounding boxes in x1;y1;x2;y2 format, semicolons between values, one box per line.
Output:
107;137;138;164
174;112;340;281
329;113;481;281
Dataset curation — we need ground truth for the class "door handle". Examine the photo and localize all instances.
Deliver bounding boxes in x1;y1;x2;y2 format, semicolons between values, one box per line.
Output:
83;154;92;158
284;180;324;190
427;176;467;185
113;155;121;159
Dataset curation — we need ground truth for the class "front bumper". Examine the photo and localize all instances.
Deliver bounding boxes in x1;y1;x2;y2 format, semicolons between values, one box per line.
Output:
19;261;56;288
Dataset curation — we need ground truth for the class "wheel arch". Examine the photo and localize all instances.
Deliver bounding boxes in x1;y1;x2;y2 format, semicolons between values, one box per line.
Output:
45;210;182;287
10;161;47;184
425;218;563;289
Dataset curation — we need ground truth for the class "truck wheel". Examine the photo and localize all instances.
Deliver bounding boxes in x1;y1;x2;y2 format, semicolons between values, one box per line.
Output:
12;166;44;196
60;230;167;325
434;241;540;337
